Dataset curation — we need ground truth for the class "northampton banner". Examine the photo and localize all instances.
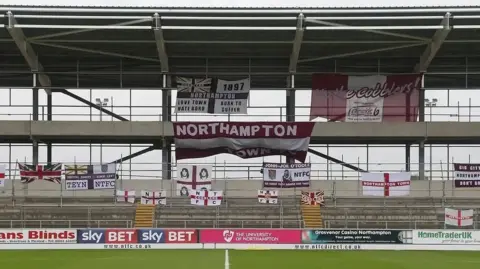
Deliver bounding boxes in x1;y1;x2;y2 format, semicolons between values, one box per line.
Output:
454;163;480;188
301;230;407;244
174;77;250;114
173;122;315;162
310;73;422;122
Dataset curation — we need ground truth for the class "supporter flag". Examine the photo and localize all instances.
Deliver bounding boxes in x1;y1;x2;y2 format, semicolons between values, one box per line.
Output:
173;122;315;162
0;165;5;187
361;172;411;197
258;190;278;204
310;73;422;122
445;208;473;227
116;190;135;203
18;163;62;184
301;191;325;206
64;163;117;190
176;165;212;197
190;190;223;206
141;190;166;205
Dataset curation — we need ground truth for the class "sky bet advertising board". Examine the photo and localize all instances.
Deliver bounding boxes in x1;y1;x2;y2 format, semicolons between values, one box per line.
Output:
77;229;198;244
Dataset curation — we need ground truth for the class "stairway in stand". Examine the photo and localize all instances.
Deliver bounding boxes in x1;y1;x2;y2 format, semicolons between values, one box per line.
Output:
134;204;155;228
301;204;323;228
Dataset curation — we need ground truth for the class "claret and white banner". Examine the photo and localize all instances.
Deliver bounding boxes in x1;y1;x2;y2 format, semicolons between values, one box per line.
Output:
262;163;311;188
310;74;422;122
173;122;315;162
361;172;411;197
454;163;480;188
176;165;212;197
174;77;250;114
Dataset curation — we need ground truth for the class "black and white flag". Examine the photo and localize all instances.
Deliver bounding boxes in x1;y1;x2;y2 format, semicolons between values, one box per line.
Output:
65;164;116;190
174;76;250;114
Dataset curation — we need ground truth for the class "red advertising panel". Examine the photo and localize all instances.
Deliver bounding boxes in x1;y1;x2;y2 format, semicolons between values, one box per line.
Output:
0;229;77;244
200;229;301;244
105;229;138;244
165;229;198;243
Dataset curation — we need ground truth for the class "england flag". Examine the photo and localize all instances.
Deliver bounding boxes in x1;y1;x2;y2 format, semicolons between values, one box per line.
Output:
141;190;166;205
116;190;136;203
258;190;278;204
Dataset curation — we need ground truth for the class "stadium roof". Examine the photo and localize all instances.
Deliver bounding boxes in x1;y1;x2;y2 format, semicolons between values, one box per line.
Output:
1;5;480;89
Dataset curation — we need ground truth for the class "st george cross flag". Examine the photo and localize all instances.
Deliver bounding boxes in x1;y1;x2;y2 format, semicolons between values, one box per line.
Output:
116;190;136;203
190;190;223;206
310;74;422;122
445;208;474;227
141;190;166;205
361;172;411;197
258;190;278;204
176;165;212;197
0;165;5;187
301;191;325;206
19;163;62;184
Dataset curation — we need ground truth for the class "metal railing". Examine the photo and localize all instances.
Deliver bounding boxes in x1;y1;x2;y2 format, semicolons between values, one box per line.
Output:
1;103;480;122
0;219;301;229
324;220;479;229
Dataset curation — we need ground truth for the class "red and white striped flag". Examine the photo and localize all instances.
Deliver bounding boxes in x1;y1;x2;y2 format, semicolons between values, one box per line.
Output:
141;190;166;205
116;190;135;203
445;208;473;227
0;165;5;187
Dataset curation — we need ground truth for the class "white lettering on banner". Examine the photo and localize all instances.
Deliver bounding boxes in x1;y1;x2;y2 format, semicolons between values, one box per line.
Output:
0;229;77;243
142;231;163;243
108;231;135;242
316;78;421;99
81;230;103;243
168;231;194;242
176;123;297;137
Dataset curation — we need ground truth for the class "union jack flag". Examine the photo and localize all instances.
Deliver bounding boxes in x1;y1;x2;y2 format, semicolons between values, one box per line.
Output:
301;190;325;206
18;163;62;184
175;76;212;93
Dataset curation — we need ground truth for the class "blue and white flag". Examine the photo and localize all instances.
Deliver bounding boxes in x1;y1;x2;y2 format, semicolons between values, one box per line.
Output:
65;164;116;190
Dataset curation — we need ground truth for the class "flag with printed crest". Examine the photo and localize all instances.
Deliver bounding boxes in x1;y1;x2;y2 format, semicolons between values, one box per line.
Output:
65;163;116;190
258;190;278;204
190;190;223;206
116;190;135;203
19;163;62;184
141;190;166;205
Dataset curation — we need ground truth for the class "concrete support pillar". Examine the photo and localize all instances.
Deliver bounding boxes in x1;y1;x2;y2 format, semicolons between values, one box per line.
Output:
162;74;172;180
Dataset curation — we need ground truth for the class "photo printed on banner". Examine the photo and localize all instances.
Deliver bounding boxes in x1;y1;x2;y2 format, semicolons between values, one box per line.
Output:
262;163;311;188
176;165;212;196
174;77;250;114
454;163;480;188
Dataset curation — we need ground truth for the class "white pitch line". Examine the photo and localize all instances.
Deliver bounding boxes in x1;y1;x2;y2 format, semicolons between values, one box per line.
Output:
225;249;230;269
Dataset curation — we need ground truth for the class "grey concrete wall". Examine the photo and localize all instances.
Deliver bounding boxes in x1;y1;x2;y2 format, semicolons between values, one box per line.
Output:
1;179;479;198
1;121;480;141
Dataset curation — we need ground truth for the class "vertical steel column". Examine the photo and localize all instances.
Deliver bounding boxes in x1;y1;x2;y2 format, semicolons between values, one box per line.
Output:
162;74;172;180
286;75;296;164
405;144;411;171
418;76;426;180
46;90;53;164
32;73;39;166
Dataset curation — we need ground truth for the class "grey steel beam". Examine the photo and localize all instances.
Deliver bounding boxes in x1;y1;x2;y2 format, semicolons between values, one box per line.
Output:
153;13;169;72
6;11;51;93
47;91;52;164
110;145;157;164
161;74;172;180
414;13;451;72
289;13;304;73
53;89;129;121
308;148;366;172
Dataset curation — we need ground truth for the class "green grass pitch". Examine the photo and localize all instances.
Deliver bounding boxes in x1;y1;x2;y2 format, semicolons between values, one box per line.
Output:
0;250;479;269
